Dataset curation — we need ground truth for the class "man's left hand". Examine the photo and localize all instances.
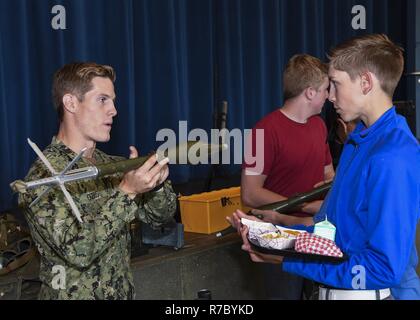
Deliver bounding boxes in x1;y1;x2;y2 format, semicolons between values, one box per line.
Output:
157;163;169;185
301;200;323;214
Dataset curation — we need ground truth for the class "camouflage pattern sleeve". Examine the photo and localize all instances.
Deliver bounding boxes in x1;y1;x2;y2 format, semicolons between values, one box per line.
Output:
19;180;138;270
136;180;177;229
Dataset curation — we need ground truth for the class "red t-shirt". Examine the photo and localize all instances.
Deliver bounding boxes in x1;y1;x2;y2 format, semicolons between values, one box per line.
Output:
243;109;332;211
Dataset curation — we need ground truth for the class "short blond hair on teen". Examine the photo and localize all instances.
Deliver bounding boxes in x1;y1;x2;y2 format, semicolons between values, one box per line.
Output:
328;34;404;98
283;54;328;101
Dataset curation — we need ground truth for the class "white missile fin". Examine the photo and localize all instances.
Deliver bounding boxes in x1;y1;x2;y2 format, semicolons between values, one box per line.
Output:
27;138;57;174
29;186;53;208
59;184;83;223
59;147;87;175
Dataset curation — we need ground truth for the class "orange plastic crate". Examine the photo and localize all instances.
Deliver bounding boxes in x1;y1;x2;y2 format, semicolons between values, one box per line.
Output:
179;187;250;234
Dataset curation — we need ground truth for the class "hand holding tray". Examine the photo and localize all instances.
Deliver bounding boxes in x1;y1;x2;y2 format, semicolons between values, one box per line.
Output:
243;219;347;264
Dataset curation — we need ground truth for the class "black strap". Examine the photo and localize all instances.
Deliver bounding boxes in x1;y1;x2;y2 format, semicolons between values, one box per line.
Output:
375;290;381;300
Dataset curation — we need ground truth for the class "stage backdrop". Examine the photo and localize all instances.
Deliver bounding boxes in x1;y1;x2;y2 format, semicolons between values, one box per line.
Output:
0;0;415;211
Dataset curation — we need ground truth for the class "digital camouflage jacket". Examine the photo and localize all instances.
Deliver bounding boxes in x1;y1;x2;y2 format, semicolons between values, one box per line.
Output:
19;137;177;300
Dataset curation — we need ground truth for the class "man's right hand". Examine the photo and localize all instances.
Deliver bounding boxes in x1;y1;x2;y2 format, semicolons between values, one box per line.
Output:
248;208;283;223
226;208;284;234
226;209;262;235
119;146;170;197
250;209;301;226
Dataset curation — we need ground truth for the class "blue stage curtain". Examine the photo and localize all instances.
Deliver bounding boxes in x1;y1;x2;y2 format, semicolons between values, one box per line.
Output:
0;0;413;210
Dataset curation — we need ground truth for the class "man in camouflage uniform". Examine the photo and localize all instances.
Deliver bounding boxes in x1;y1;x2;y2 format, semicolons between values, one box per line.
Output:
18;62;177;299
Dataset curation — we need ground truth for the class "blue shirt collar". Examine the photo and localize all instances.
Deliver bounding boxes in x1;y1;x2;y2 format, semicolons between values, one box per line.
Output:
347;106;396;145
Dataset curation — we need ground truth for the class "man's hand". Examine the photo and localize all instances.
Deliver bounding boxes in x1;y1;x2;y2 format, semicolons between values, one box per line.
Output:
227;208;306;231
251;208;306;226
240;225;283;264
157;159;169;186
301;200;323;214
226;209;262;235
301;180;333;214
313;179;333;189
119;146;170;197
251;209;285;224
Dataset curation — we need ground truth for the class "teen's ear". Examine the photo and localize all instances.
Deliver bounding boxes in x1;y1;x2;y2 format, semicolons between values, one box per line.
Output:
62;94;77;114
360;72;373;95
305;87;316;100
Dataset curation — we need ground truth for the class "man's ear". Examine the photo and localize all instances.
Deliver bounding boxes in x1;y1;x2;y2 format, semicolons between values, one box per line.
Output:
304;87;316;100
360;72;373;95
62;94;77;113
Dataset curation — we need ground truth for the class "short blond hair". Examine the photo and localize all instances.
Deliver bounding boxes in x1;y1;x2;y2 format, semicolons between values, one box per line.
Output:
328;34;404;98
283;54;328;100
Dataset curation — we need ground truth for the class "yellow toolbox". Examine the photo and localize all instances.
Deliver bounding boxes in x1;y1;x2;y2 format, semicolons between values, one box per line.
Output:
178;187;250;234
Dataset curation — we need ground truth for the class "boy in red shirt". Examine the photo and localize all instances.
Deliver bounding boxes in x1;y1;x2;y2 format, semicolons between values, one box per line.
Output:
241;54;334;299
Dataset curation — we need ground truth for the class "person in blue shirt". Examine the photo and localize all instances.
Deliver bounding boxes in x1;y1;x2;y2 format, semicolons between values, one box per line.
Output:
228;34;420;300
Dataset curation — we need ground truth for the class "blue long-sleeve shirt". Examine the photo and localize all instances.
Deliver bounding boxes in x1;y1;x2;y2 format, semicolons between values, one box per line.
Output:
282;107;420;300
